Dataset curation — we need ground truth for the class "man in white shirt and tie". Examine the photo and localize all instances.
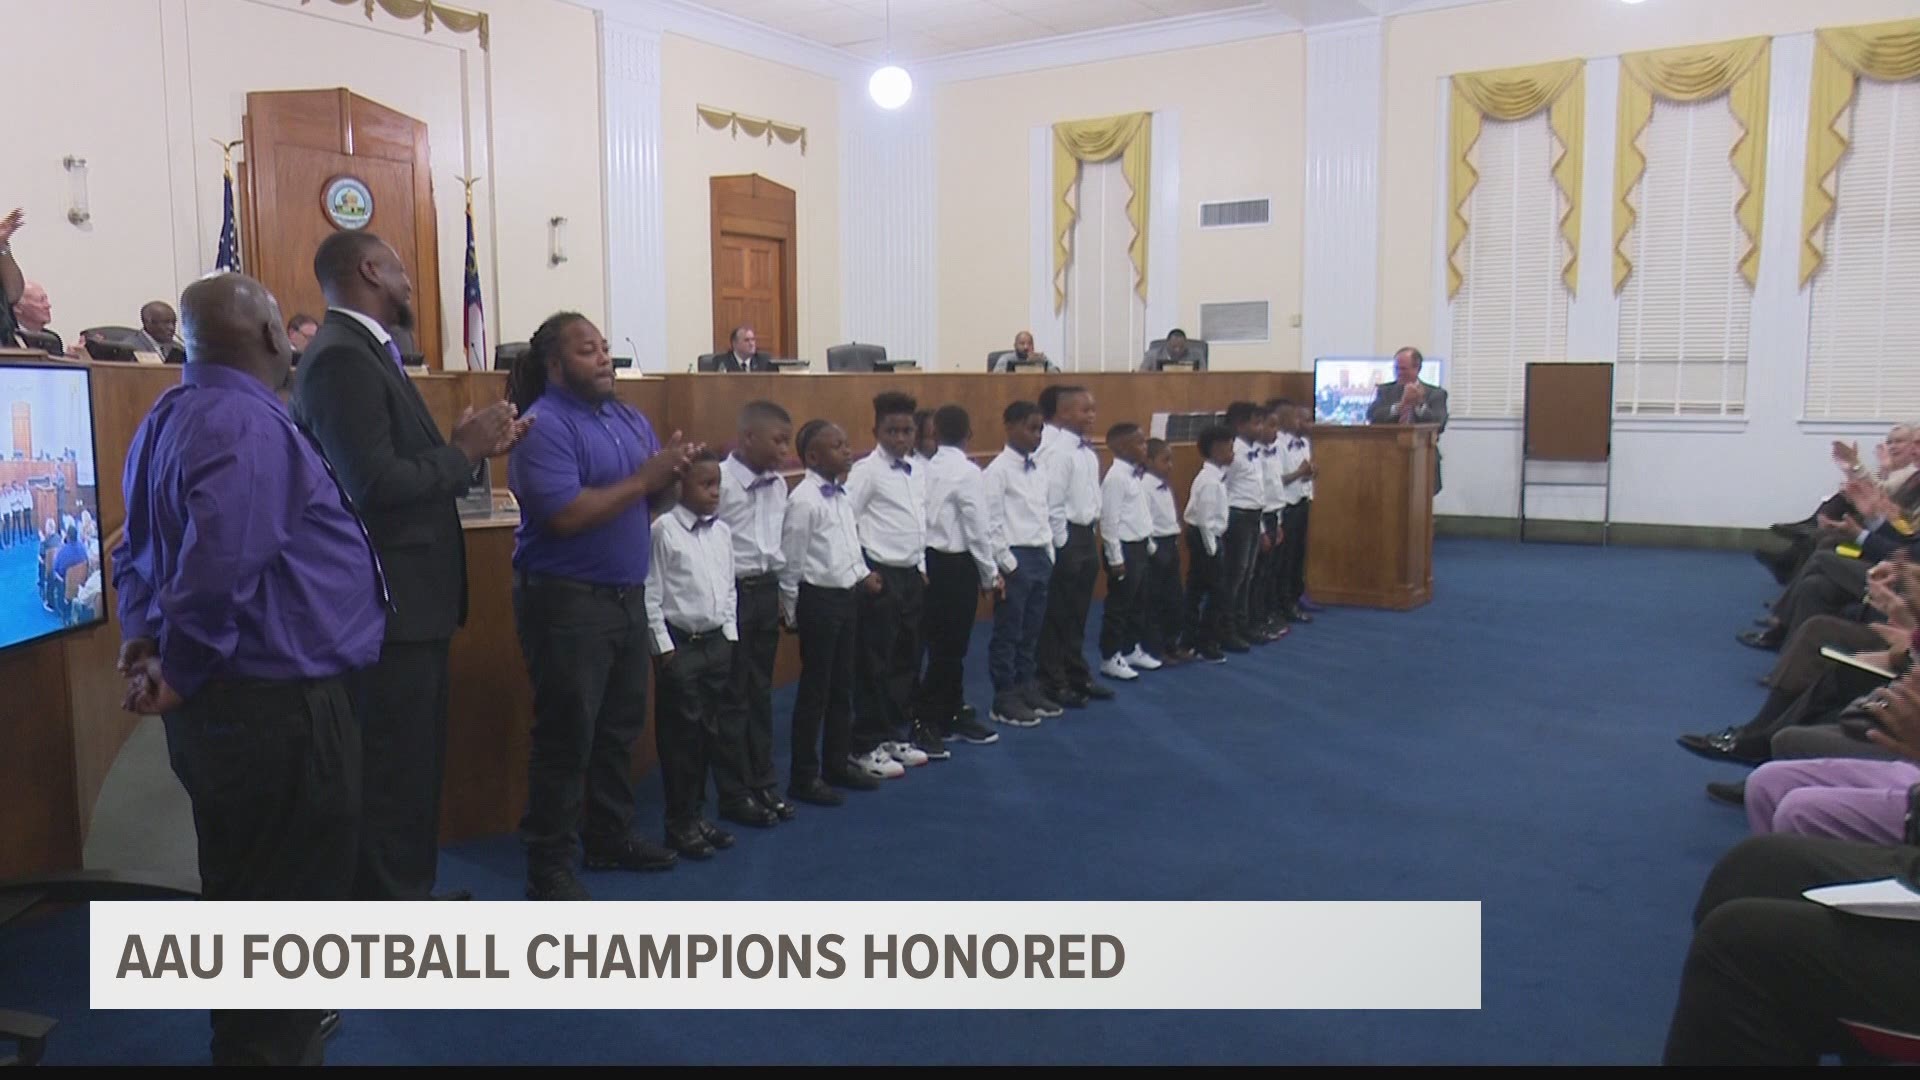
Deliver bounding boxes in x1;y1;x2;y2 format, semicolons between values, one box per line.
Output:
714;401;793;828
1097;423;1158;681
845;391;934;778
918;404;1002;748
1036;384;1113;708
1220;401;1268;652
1276;401;1319;622
1184;425;1234;661
645;451;739;861
985;401;1059;728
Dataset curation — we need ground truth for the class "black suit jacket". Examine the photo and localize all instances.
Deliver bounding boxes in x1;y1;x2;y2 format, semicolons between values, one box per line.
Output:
291;311;471;642
713;350;775;373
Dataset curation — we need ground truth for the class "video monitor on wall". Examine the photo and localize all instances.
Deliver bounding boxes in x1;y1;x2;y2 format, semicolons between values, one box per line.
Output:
0;359;105;654
1312;356;1447;426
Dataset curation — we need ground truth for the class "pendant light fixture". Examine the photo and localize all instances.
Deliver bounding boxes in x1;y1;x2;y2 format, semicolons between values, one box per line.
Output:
868;0;913;110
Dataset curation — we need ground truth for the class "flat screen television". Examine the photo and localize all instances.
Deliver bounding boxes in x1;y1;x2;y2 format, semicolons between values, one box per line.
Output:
0;359;105;654
1312;356;1447;426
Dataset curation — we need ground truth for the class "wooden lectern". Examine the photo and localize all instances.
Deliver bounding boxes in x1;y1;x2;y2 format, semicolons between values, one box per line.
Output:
1304;423;1438;609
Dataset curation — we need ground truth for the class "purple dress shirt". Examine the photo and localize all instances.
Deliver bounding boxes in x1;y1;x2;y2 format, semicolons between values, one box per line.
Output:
508;384;660;587
112;363;387;700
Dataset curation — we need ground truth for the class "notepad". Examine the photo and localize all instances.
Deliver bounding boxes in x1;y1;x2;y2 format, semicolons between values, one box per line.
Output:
1805;878;1920;921
1822;646;1898;680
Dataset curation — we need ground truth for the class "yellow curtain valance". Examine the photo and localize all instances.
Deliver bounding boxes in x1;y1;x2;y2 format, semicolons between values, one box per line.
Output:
1801;18;1920;286
1447;59;1585;299
1052;112;1151;314
300;0;488;50
1613;36;1770;293
696;106;807;154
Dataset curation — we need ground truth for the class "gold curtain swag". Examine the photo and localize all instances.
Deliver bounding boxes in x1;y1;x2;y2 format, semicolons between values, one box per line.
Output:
1052;112;1151;314
1801;18;1920;286
1447;59;1585;299
1613;36;1771;293
300;0;489;50
697;106;808;154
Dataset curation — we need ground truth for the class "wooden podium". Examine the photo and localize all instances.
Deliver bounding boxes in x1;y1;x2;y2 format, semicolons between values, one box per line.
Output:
1304;423;1437;610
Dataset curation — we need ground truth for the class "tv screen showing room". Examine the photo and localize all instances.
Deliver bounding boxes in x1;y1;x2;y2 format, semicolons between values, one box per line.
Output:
0;361;104;653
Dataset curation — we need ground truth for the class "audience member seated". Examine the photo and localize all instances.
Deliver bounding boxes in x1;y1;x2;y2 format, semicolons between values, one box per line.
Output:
1140;329;1207;372
990;330;1056;372
69;551;102;625
139;300;186;363
1756;430;1920;584
704;324;775;372
1740;478;1918;651
12;279;63;355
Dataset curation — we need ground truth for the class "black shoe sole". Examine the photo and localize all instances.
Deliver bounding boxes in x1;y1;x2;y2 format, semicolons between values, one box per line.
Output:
1675;737;1768;768
666;842;715;861
582;854;677;872
787;787;843;808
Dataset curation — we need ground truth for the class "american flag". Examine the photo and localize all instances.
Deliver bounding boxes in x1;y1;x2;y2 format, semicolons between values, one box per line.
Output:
214;158;241;272
462;185;485;372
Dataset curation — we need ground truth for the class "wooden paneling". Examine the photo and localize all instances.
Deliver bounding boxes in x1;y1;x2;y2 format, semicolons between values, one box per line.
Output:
243;89;442;368
0;640;79;876
443;521;530;842
711;175;797;359
1304;423;1436;610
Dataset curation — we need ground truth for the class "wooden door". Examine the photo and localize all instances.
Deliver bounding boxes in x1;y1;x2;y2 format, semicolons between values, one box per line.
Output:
241;89;443;368
710;175;797;359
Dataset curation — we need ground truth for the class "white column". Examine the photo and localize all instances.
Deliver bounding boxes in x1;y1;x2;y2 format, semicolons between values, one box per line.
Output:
840;83;938;366
1302;20;1383;365
599;15;666;371
1566;56;1619;364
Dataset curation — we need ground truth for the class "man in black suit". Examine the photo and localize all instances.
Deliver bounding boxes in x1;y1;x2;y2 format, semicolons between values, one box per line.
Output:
292;230;527;903
714;325;775;372
1367;345;1449;494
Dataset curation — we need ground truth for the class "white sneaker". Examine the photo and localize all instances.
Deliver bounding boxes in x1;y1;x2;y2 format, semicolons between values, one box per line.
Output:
849;748;905;779
1124;647;1163;671
1099;654;1139;681
880;740;929;768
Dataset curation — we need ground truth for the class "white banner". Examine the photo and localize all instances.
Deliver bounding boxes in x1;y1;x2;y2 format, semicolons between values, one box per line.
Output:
91;901;1480;1010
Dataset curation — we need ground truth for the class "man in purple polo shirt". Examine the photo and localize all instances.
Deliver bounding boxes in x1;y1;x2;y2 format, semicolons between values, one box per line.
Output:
508;311;697;902
113;272;386;1066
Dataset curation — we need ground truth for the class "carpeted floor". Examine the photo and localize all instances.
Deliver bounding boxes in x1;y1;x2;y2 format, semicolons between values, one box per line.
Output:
0;538;1767;1064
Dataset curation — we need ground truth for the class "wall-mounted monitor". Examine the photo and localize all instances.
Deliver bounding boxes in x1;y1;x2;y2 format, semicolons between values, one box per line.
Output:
1312;356;1447;426
0;358;105;654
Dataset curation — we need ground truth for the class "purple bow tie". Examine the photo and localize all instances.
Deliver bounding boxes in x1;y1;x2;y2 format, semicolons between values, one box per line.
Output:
891;458;912;474
1021;454;1037;472
746;473;780;491
383;339;404;370
1133;464;1148;479
1079;438;1094;451
821;482;846;497
1157;482;1171;491
691;516;718;531
1290;438;1305;450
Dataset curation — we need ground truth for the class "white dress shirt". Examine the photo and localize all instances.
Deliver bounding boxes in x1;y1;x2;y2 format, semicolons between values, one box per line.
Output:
779;468;868;622
1039;422;1102;548
1100;459;1155;565
329;306;393;347
846;448;927;572
984;445;1052;574
1185;461;1229;557
1284;435;1314;503
1260;438;1289;513
1227;437;1266;511
1148;476;1180;538
922;445;1000;588
717;452;788;578
644;504;739;655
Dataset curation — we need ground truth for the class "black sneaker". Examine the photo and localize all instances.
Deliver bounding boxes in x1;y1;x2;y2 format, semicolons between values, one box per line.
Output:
1220;637;1252;653
948;713;1002;744
826;767;882;791
527;865;592;901
990;694;1041;728
911;720;952;761
583;836;678;872
1021;686;1065;718
1197;646;1227;664
1076;681;1115;702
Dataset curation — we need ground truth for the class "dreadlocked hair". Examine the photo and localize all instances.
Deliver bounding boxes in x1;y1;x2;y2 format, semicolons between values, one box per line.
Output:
508;311;588;414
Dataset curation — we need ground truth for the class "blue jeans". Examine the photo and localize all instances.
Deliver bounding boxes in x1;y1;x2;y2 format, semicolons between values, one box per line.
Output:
990;546;1051;694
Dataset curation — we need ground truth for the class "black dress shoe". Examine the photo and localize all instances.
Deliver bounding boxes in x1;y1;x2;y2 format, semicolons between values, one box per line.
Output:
1736;627;1783;651
720;797;779;828
319;1010;342;1041
755;786;798;821
825;767;881;791
788;777;844;807
583;836;678;872
666;822;716;860
1676;729;1770;767
431;888;473;901
526;865;592;901
1076;681;1115;701
697;820;735;850
1052;687;1089;709
1220;636;1252;653
1706;780;1746;807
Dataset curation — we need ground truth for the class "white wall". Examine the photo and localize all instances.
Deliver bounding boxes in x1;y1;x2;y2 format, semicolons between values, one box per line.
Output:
3;0;604;368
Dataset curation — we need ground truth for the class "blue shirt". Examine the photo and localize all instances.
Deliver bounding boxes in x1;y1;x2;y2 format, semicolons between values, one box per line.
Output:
509;384;660;587
111;363;387;701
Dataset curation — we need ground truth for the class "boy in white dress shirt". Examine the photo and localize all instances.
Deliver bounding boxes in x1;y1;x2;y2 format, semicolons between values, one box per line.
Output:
1252;403;1290;643
1141;438;1192;666
1098;422;1158;681
780;420;884;805
1219;402;1266;652
645;451;739;860
985;401;1057;728
847;392;933;779
1184;425;1234;663
918;404;1002;749
714;401;794;828
1274;400;1318;625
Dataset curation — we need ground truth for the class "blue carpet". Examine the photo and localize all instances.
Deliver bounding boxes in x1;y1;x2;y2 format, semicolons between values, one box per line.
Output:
0;538;1766;1064
0;536;61;648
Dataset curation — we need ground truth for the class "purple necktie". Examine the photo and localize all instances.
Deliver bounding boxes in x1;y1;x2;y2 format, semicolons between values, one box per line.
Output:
383;339;404;370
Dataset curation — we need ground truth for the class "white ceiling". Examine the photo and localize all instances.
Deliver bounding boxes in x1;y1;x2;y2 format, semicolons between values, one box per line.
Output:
681;0;1472;62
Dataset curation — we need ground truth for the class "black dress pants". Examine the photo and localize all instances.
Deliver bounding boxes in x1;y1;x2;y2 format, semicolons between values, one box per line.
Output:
717;575;780;799
1184;526;1223;649
655;627;732;827
918;549;978;724
1098;538;1150;658
853;562;924;752
792;583;856;783
345;638;450;901
1038;523;1098;693
1142;533;1185;655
